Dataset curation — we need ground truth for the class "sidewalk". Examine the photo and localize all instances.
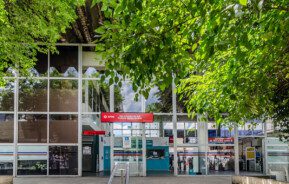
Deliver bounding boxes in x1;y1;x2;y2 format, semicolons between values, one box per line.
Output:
13;176;232;184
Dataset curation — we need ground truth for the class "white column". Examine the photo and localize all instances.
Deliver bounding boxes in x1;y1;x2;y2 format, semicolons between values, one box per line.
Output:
109;85;114;173
264;120;268;175
197;114;207;175
78;45;83;176
172;78;178;176
141;96;146;176
234;123;239;175
13;75;19;177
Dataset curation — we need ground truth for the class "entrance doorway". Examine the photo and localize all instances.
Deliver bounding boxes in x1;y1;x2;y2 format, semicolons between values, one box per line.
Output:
82;135;99;175
239;137;264;175
113;136;143;176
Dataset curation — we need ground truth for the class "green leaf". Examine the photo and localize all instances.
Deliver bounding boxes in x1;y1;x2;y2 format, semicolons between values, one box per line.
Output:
239;0;247;6
95;44;105;51
95;27;106;34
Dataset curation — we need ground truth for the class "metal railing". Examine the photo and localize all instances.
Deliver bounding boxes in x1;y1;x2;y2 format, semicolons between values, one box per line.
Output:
107;162;130;184
125;162;130;184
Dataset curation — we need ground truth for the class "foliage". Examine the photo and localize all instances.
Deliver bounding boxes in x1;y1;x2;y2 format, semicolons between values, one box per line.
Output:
0;0;84;81
94;0;289;137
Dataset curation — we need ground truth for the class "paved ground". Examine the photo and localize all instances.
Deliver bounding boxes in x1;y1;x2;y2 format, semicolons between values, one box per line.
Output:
13;176;232;184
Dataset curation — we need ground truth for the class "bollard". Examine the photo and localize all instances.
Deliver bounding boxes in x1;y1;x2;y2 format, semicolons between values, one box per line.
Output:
120;169;125;184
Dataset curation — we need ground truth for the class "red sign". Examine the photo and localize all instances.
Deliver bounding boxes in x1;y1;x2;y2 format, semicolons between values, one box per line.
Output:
101;112;154;123
83;130;106;136
208;137;234;144
169;136;174;143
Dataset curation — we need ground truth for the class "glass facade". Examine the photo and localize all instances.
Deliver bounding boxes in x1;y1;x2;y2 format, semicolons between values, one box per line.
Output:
0;44;285;179
17;146;47;175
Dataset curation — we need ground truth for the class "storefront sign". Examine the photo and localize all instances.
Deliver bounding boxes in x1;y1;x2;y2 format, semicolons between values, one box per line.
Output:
123;136;132;149
83;130;106;135
101;112;154;123
208;137;234;144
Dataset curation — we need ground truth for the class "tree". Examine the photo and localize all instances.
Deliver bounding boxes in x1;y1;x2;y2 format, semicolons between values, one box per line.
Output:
93;0;289;138
0;0;84;80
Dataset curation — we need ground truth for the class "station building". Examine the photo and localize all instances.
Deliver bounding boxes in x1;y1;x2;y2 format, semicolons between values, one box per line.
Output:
0;44;288;181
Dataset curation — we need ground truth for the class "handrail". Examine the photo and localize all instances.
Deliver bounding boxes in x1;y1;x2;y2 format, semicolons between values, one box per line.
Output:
125;162;130;184
107;162;130;184
107;162;119;184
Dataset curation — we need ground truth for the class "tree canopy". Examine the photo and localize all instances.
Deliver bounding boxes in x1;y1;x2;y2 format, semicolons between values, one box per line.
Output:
94;0;289;137
0;0;84;79
1;0;289;138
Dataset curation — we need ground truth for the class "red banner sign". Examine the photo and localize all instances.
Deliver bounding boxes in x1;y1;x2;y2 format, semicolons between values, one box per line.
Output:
208;137;234;144
101;112;154;123
83;130;106;136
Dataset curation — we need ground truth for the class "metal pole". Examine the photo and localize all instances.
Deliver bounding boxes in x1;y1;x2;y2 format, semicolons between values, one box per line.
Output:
13;72;19;177
78;45;83;176
120;169;125;184
264;120;268;175
110;85;115;173
141;96;146;176
172;77;178;176
234;123;239;175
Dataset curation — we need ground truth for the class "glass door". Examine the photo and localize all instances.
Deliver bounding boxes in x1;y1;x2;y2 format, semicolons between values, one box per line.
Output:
113;136;143;176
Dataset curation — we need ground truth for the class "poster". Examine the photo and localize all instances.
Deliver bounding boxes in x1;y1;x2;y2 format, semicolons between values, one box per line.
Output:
123;136;131;149
83;146;91;155
246;147;255;160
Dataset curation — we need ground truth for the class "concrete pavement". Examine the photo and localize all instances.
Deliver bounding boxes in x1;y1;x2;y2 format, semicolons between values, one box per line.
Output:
13;176;232;184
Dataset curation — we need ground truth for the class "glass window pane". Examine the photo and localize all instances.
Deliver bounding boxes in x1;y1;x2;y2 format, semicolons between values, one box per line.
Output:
208;123;234;139
49;115;78;143
49;146;78;175
82;46;105;78
18;114;47;143
177;147;206;175
132;123;141;129
238;120;264;136
0;114;13;143
145;122;159;129
154;115;172;138
19;79;47;112
123;130;131;136
132;130;141;136
50;80;78;112
145;130;150;137
114;130;122;137
82;80;110;112
17;146;47;175
82;114;105;131
123;123;132;129
0;146;13;175
208;146;235;175
150;130;159;137
50;46;78;77
113;123;122;129
0;80;14;111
